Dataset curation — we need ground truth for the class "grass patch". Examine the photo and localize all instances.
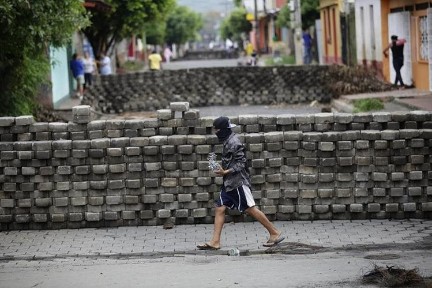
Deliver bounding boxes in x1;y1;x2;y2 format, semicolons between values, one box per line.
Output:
122;60;145;72
353;98;384;112
265;55;295;66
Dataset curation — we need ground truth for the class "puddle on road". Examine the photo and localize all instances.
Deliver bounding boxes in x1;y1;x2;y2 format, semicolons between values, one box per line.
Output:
364;254;401;260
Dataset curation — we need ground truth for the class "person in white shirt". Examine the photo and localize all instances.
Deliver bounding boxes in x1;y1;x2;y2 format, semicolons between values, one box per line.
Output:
82;51;97;89
164;46;173;63
98;53;112;75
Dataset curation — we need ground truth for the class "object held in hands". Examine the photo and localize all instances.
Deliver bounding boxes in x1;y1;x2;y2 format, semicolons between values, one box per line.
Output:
208;152;221;171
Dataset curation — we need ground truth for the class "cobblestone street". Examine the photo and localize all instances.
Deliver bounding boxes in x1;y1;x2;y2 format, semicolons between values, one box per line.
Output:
0;220;431;288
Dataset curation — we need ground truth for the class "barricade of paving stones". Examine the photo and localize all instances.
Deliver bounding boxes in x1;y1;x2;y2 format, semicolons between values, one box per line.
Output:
84;66;332;114
180;49;239;60
0;103;431;230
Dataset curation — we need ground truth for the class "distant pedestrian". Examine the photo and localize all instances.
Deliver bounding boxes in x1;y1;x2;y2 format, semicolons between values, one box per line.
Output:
383;35;407;89
302;30;312;65
69;53;84;98
245;40;254;57
98;53;112;75
164;46;173;63
148;50;162;71
197;116;285;250
82;51;97;89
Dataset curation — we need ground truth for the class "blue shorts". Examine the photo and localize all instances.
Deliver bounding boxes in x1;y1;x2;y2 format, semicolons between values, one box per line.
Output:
215;185;256;213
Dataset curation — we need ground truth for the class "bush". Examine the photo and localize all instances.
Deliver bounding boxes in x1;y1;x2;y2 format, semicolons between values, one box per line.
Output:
353;98;384;112
122;61;145;72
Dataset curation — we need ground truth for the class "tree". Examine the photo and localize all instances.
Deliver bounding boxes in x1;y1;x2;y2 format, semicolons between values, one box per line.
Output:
301;0;319;30
165;6;203;46
233;0;243;7
220;8;252;42
276;0;319;30
276;4;291;28
143;21;167;46
0;0;89;116
83;0;175;56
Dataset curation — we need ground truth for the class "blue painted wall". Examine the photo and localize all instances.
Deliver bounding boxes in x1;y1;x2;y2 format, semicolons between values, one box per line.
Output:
50;46;72;107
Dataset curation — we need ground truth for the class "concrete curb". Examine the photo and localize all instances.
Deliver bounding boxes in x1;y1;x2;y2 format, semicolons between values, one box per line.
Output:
331;99;354;113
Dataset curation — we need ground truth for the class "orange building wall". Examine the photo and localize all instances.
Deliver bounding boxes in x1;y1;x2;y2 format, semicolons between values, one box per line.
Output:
320;0;343;64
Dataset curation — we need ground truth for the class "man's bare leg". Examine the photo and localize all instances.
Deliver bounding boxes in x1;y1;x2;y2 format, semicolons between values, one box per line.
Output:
206;205;226;248
246;206;281;242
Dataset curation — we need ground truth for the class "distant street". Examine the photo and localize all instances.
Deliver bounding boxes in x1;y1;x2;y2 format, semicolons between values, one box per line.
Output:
163;58;239;70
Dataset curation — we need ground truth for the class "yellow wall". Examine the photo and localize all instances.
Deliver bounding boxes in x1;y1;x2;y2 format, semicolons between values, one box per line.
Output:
319;0;343;64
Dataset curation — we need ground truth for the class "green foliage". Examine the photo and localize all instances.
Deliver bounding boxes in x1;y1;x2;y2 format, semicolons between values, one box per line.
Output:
122;60;145;72
165;6;203;45
84;0;175;56
353;98;384;113
144;21;167;46
0;0;89;116
301;0;320;29
233;0;243;7
220;8;252;41
276;4;291;28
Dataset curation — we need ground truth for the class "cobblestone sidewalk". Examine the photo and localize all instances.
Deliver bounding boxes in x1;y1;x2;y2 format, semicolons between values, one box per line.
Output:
0;219;430;260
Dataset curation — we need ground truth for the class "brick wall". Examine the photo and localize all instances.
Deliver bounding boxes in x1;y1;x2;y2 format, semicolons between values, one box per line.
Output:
0;103;431;230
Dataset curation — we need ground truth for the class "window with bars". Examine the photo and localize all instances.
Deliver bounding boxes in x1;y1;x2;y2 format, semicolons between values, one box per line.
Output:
418;15;428;62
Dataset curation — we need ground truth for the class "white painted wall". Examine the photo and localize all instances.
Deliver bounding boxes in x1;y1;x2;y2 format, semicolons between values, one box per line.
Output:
389;12;413;86
354;0;383;63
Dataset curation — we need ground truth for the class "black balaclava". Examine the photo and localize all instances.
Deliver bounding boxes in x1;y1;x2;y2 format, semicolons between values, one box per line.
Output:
213;116;234;142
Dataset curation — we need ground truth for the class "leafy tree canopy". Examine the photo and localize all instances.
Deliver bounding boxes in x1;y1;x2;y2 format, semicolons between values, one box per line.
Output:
83;0;175;56
144;21;167;46
220;8;252;42
0;0;89;116
165;6;203;45
275;0;319;30
301;0;319;29
233;0;243;7
276;4;291;28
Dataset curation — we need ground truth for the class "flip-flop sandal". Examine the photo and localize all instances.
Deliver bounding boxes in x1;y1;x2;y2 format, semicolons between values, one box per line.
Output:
197;243;220;250
263;235;285;247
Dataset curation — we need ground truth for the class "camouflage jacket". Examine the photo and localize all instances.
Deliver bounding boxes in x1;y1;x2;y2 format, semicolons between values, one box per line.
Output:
221;132;251;191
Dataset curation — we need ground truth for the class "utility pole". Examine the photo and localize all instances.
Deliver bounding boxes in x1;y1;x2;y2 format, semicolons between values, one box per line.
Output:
293;0;303;64
254;0;259;54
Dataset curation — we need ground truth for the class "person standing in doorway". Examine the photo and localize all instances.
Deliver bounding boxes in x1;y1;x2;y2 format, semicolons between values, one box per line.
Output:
383;35;407;89
197;116;285;250
82;51;97;89
69;53;84;98
302;29;313;65
148;50;162;71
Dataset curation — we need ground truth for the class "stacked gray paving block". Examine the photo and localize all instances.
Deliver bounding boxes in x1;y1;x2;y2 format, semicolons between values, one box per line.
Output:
84;66;333;114
181;50;239;60
0;103;431;230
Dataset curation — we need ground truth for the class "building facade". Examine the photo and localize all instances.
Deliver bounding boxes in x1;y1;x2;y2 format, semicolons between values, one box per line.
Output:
320;0;343;64
355;0;383;76
381;0;432;90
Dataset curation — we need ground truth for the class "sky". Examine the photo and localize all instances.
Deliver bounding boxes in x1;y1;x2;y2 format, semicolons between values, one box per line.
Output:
177;0;235;14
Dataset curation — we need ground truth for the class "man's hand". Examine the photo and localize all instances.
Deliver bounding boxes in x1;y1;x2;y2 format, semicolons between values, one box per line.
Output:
214;168;230;176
